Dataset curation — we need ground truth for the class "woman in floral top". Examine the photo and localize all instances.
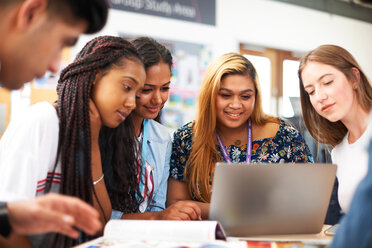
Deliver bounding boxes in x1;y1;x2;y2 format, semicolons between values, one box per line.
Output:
167;53;313;219
170;119;313;181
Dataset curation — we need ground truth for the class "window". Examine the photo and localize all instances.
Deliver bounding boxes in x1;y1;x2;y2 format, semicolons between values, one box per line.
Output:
244;55;272;114
240;44;301;117
282;59;300;118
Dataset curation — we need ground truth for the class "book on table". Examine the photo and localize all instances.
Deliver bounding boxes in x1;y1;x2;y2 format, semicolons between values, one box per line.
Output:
75;220;331;248
74;219;234;248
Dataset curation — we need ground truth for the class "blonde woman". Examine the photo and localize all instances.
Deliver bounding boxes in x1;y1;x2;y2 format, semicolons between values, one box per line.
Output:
167;53;313;219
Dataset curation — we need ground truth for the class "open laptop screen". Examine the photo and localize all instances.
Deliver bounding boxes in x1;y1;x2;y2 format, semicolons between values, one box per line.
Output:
209;163;336;236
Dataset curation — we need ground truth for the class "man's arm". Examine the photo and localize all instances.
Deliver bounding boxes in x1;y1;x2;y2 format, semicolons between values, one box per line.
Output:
4;193;102;238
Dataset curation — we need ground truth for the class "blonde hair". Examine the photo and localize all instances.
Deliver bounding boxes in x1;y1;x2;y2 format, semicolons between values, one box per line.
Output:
298;44;372;147
184;53;277;202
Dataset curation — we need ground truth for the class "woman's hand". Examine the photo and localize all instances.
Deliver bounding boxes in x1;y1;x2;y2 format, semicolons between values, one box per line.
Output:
89;99;102;141
167;179;211;220
157;201;202;220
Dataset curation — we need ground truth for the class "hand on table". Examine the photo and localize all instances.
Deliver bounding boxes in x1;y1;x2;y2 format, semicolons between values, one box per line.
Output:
157;201;202;220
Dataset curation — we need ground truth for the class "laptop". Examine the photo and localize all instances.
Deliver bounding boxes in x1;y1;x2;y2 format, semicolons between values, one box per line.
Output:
209;162;336;236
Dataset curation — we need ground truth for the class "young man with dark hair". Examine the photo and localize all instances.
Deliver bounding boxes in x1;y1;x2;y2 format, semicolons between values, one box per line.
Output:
0;0;108;245
0;0;108;89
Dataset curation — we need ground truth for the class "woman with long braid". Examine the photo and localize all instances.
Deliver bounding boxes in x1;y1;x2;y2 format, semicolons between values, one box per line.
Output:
0;36;146;247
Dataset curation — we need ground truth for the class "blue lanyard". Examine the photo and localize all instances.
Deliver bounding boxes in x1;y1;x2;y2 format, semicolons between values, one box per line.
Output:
216;119;252;163
139;119;149;195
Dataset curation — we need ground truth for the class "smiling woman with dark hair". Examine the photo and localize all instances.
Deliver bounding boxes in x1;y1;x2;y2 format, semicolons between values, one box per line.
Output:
105;37;202;221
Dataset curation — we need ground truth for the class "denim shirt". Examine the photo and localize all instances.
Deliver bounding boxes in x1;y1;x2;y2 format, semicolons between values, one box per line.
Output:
112;119;172;219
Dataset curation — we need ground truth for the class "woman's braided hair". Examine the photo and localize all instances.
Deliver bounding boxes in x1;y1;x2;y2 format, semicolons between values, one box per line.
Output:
47;35;143;247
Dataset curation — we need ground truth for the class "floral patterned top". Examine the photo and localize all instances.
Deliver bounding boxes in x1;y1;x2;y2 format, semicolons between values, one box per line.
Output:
170;119;313;181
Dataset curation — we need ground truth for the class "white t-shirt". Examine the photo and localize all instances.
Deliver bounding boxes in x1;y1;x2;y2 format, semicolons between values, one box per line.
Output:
0;102;61;202
331;111;372;213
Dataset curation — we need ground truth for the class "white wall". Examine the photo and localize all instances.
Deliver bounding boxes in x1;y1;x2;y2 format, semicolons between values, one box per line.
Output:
77;0;372;80
76;8;221;58
217;0;372;80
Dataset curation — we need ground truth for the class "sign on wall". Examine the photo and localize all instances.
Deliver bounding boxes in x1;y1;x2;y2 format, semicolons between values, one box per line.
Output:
109;0;216;26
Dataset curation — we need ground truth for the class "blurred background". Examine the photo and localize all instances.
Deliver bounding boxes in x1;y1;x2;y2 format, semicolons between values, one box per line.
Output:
1;0;372;162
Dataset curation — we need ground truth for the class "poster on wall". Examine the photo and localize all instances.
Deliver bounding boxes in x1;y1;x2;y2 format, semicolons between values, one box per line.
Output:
109;0;216;26
120;33;212;132
165;41;211;132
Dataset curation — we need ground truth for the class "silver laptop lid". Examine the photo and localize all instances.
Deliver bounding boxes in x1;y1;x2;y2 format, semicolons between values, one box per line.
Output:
209;163;336;236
